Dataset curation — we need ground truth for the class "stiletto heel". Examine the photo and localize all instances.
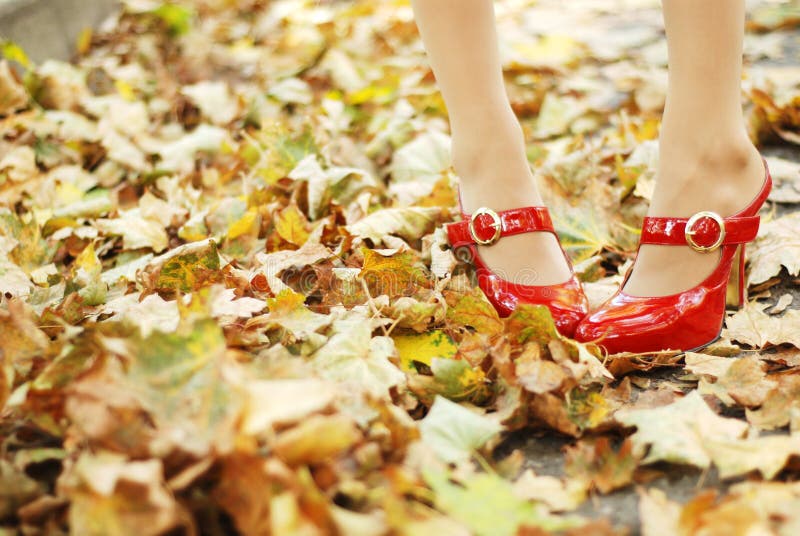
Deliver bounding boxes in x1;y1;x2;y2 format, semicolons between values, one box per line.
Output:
726;244;745;309
447;200;589;337
574;159;772;354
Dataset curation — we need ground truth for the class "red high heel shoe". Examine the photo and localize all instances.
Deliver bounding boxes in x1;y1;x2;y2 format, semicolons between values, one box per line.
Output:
447;204;589;337
574;159;772;354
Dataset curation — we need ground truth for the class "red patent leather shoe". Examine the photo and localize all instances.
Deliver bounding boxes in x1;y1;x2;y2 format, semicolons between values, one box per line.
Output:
447;204;589;337
574;160;772;354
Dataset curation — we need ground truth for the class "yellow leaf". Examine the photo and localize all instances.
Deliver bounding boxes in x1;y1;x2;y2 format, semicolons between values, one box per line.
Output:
227;206;260;240
512;35;582;69
76;28;93;55
392;330;457;371
266;288;307;315
360;248;429;298
347;85;394;105
115;79;136;101
1;41;32;69
274;203;310;246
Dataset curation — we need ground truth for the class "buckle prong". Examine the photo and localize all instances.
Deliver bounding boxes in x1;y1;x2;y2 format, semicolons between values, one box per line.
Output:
685;211;726;253
469;207;502;246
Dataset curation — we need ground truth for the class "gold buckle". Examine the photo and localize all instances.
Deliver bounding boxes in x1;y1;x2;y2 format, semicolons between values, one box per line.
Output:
685;211;726;253
469;207;502;246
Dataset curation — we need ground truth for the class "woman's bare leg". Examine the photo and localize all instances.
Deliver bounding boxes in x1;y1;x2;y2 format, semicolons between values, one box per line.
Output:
411;0;572;286
623;0;765;297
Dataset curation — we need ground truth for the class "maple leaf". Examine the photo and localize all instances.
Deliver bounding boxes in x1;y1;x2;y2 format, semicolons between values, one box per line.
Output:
0;208;56;272
392;330;458;370
724;302;800;348
512;470;588;512
747;212;800;284
424;470;583;535
564;437;640;494
360;247;430;298
0;59;30;115
346;207;444;244
444;287;504;335
274;202;311;247
273;414;362;466
143;238;224;294
0;299;50;390
616;391;748;468
72;317;242;458
746;374;800;431
310;318;406;399
57;451;187;536
419;396;502;464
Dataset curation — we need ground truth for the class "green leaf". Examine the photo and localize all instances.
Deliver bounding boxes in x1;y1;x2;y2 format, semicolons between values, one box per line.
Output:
505;303;559;345
1;40;32;69
151;4;195;36
419;396;502;464
124;317;241;455
424;470;582;536
0;208;57;272
251;124;319;185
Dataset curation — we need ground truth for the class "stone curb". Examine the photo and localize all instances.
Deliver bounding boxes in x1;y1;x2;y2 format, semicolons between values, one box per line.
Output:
0;0;118;62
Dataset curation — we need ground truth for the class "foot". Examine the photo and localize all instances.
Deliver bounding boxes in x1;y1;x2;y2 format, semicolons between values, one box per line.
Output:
453;142;573;288
622;139;766;297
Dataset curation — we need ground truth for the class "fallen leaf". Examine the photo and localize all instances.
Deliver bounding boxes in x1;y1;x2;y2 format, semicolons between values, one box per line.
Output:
241;378;337;435
512;470;587;512
637;488;680;536
57;451;187;536
0;60;29;115
444;287;504;335
392;330;458;371
424;470;582;536
346;207;444;244
616;391;748;468
419;396;502;464
724;302;800;348
564;437;640;494
747;213;800;285
274;414;362;466
746;374;800;430
311;318;406;399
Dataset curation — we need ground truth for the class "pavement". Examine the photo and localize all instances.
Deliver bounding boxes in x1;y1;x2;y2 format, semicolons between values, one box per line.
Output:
0;0;118;62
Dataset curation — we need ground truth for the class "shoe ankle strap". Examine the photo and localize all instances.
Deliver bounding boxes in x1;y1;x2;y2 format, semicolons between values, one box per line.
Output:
640;212;760;253
447;206;555;248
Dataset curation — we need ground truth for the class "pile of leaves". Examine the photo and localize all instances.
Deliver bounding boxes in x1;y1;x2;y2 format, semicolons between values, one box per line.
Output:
1;0;800;534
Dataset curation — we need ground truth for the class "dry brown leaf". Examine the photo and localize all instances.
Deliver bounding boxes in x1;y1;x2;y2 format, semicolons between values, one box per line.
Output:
747;212;800;284
724;302;800;348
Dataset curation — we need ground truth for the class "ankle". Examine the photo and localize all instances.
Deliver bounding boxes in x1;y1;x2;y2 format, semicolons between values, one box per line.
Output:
451;124;543;209
650;135;764;217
